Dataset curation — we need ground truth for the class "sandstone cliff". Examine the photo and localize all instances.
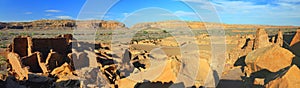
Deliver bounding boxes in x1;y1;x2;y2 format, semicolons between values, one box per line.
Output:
0;20;125;30
131;20;298;29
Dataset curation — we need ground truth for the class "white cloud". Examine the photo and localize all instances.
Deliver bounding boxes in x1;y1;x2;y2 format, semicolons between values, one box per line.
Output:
123;13;129;17
278;0;300;3
160;11;197;17
212;0;267;14
56;16;72;19
176;0;210;3
172;0;300;25
24;12;32;15
173;11;197;17
45;10;61;13
205;0;300;17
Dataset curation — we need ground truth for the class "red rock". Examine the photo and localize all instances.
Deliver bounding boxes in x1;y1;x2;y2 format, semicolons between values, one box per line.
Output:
266;65;300;88
276;30;283;47
253;78;264;85
254;28;271;49
50;63;74;82
289;29;300;57
245;45;295;76
290;29;300;46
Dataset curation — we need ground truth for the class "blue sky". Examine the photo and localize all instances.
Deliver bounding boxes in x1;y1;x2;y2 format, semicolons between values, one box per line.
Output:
0;0;300;27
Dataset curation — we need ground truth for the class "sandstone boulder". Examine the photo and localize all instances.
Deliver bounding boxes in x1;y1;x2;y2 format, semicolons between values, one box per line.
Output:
254;28;272;49
266;65;300;88
253;78;265;85
50;63;74;82
289;29;300;46
276;30;283;47
289;29;300;57
245;45;295;76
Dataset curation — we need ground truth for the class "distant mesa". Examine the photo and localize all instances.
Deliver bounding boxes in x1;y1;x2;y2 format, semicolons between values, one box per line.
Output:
0;20;126;30
131;20;299;30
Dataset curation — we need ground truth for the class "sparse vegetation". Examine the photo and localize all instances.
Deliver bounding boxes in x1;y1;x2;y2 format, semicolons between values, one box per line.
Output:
0;56;6;65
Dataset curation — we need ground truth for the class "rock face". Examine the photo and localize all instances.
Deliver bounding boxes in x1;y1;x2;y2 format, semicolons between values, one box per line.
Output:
32;20;75;28
99;21;125;29
131;20;298;29
76;20;125;29
245;45;295;76
266;65;300;88
290;29;300;46
227;35;254;67
0;20;126;30
254;28;272;49
290;29;300;57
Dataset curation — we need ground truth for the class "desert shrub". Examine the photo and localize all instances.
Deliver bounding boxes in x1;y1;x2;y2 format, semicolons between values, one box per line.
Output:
0;56;6;65
143;31;148;34
163;30;168;33
0;45;6;48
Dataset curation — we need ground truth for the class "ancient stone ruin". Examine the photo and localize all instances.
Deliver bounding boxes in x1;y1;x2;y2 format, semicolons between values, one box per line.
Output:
7;35;72;81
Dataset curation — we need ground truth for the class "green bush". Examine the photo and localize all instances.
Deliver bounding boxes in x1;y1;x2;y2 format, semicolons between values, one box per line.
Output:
0;56;6;62
143;31;148;34
163;30;168;33
0;45;6;48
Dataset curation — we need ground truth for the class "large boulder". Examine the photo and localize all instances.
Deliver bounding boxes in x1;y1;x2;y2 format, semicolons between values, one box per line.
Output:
289;29;300;57
50;63;74;82
290;29;300;46
266;65;300;88
254;28;272;49
276;30;283;47
245;45;295;76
